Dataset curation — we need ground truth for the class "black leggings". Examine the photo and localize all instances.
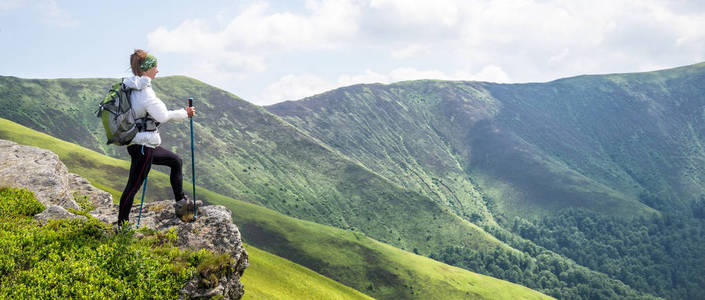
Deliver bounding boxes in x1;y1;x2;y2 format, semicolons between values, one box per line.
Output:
117;145;185;225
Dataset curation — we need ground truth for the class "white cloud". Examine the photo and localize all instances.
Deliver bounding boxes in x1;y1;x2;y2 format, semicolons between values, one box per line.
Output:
260;64;511;104
148;0;362;92
338;66;509;86
470;65;510;83
451;0;705;80
143;0;705;105
368;0;460;27
259;74;333;105
359;0;705;81
37;0;78;28
219;0;359;52
149;20;226;54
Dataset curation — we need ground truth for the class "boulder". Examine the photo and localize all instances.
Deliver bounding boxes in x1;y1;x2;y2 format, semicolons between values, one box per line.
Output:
0;140;80;210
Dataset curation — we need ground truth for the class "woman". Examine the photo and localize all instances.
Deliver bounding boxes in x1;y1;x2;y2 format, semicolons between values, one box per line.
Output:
117;49;196;226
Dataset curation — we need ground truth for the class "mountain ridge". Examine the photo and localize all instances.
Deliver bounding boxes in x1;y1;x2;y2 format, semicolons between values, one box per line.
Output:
265;62;705;298
268;61;705;220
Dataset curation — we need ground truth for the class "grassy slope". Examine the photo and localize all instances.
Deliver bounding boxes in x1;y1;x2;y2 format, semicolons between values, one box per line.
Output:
0;117;552;300
477;63;705;215
241;244;372;300
268;83;497;225
267;63;705;220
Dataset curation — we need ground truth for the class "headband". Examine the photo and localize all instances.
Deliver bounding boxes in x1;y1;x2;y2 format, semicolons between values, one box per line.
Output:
140;54;157;72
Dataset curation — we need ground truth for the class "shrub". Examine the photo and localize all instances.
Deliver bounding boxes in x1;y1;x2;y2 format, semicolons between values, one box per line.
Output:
0;187;45;217
72;191;96;213
0;187;222;299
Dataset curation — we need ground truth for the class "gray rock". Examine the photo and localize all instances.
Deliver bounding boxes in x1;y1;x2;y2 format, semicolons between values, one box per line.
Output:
34;205;86;225
175;205;248;300
68;173;113;208
0;140;80;210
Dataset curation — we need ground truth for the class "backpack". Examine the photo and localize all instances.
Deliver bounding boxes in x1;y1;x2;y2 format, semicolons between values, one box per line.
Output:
96;80;157;145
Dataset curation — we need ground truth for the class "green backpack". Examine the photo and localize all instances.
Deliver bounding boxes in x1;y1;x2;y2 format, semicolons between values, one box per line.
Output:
96;80;156;145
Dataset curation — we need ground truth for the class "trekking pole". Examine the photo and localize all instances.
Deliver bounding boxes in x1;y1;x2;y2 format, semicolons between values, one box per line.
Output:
188;98;197;220
137;175;148;228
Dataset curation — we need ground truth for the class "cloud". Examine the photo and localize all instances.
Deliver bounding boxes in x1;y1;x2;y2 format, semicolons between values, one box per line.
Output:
148;0;365;100
260;64;510;104
148;0;360;80
259;74;333;105
338;66;509;86
366;0;460;30
470;65;510;83
37;0;78;28
217;0;359;52
454;0;705;79
358;0;705;81
144;0;705;105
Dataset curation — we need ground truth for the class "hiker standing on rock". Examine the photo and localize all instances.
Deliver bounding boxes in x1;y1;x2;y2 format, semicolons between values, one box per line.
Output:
117;49;196;226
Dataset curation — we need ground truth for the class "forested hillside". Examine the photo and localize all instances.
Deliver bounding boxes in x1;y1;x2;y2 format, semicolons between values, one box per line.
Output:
267;62;705;299
268;62;705;220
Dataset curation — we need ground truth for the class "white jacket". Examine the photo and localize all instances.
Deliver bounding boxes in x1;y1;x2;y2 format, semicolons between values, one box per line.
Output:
123;76;188;148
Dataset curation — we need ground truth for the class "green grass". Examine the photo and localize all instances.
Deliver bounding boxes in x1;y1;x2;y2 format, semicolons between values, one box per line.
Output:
0;117;553;299
241;244;373;300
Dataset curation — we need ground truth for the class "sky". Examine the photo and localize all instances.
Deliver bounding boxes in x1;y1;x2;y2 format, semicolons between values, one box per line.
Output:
1;0;704;106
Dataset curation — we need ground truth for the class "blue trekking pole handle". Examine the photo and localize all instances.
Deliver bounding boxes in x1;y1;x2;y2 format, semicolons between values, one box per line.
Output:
188;98;197;219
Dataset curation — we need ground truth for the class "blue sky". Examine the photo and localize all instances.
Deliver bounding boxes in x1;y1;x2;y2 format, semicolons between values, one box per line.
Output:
1;0;704;105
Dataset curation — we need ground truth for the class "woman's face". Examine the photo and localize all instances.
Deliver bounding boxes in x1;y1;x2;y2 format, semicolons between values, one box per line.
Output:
144;65;159;79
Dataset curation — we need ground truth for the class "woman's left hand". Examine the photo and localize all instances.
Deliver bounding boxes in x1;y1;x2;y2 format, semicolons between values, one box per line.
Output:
186;107;195;117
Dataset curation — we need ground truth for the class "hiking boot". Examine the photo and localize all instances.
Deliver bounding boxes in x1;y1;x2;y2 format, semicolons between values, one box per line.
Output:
174;196;194;221
112;220;131;234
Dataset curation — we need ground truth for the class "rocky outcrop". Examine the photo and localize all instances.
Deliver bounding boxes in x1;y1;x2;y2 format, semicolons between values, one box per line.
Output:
0;140;80;210
91;200;249;299
0;139;248;299
124;201;249;299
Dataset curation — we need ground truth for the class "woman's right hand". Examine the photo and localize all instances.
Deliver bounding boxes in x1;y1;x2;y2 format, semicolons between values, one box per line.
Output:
186;107;195;117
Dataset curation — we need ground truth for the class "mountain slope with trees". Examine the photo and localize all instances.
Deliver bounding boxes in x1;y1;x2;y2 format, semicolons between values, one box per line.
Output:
268;64;705;220
267;62;705;299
